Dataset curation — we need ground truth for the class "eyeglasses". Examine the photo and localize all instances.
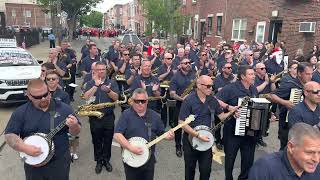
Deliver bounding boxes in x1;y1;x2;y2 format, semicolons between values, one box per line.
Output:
225;51;232;54
201;54;207;56
200;84;213;89
123;54;130;56
224;67;232;69
259;68;266;70
30;91;50;100
181;62;191;65
307;90;320;94
165;57;173;60
46;77;58;81
154;48;160;50
133;99;147;104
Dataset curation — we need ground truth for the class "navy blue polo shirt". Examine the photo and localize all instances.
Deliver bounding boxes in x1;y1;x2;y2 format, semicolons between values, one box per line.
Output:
279;74;296;84
114;108;165;153
216;54;225;69
51;88;70;105
265;58;284;75
217;61;238;74
254;76;272;95
216;81;258;131
80;55;101;73
5;100;79;160
172;57;182;69
179;91;223;128
189;48;199;63
148;55;162;69
288;101;320;128
169;70;196;96
240;59;258;68
83;72;92;84
311;70;320;83
213;73;235;93
156;64;175;81
248;148;320;180
85;78;119;116
108;49;120;63
124;65;139;80
274;78;303;118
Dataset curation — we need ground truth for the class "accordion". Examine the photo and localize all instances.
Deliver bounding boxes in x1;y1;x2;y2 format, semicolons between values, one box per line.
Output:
286;88;303;122
235;98;271;136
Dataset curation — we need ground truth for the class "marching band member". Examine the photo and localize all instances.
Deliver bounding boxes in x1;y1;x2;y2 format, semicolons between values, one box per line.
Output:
149;44;163;70
4;79;81;180
80;44;100;76
83;62;119;174
312;61;320;83
248;123;320;180
46;71;70;105
269;62;313;150
216;65;258;180
125;53;141;86
114;88;174;180
288;81;320;128
179;75;236;180
170;58;196;157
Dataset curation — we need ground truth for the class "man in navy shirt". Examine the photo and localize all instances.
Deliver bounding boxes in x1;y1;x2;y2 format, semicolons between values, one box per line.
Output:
312;62;320;83
240;50;258;68
216;65;259;180
217;49;238;74
83;62;119;174
288;81;320;128
179;75;236;180
269;62;313;150
125;53;141;86
46;71;70;105
114;88;174;180
5;79;81;180
148;45;162;70
80;44;101;76
170;58;196;157
248;123;320;180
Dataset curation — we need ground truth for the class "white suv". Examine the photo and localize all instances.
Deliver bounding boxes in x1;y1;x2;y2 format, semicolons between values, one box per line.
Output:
0;46;41;103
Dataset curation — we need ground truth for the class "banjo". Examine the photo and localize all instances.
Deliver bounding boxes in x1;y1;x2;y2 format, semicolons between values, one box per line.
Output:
122;114;195;168
19;118;68;167
189;96;250;151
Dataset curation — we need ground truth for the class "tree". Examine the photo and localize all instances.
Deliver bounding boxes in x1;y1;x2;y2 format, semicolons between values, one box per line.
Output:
80;11;103;28
38;0;102;42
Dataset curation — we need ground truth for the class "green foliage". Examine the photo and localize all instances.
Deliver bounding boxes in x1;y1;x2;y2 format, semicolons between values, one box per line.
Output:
80;11;103;28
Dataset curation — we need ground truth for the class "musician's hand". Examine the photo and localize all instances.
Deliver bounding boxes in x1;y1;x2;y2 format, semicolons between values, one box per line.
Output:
285;100;295;109
233;109;240;119
23;144;42;157
198;134;210;142
140;80;146;89
129;145;144;155
227;105;237;112
152;83;159;91
130;69;137;76
66;115;78;128
166;66;171;74
165;130;174;140
101;83;111;93
93;74;102;86
264;74;270;83
172;69;178;74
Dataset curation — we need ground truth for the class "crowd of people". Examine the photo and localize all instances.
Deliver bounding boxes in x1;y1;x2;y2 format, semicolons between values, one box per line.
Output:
4;36;320;180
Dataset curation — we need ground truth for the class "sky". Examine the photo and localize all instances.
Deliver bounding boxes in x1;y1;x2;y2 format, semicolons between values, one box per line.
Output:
94;0;131;13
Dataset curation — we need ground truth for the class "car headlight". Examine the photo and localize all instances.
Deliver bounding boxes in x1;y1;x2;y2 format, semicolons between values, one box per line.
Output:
0;80;5;84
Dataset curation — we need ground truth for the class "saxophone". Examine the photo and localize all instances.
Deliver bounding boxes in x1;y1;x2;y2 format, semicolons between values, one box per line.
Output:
127;89;168;105
151;66;160;76
181;69;200;98
76;95;128;118
115;73;126;81
160;80;170;88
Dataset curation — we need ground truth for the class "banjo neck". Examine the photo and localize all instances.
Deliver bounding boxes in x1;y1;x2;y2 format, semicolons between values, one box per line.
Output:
47;119;67;140
146;115;195;148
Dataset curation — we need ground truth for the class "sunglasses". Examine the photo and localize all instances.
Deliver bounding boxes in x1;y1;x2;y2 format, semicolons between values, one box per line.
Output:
307;90;320;94
165;57;173;60
30;91;50;100
123;54;130;56
201;54;207;56
154;48;160;50
259;68;266;70
225;52;232;54
181;62;191;65
200;84;213;89
224;67;232;69
249;54;253;56
46;77;58;81
133;99;147;104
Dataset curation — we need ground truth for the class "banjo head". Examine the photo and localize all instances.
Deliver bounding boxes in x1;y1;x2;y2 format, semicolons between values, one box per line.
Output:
191;126;215;151
19;134;51;166
122;137;150;168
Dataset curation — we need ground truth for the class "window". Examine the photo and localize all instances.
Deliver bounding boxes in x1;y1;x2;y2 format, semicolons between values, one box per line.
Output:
192;0;197;4
232;19;247;40
255;21;266;43
207;17;213;35
12;9;16;17
216;16;222;36
182;0;186;5
24;10;32;18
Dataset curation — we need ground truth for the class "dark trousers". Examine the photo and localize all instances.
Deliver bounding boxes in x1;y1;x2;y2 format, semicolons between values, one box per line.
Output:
160;103;175;127
49;40;55;48
183;133;212;180
173;101;182;148
224;129;256;180
24;150;71;180
214;115;222;144
89;114;115;162
65;65;76;99
278;112;289;150
124;154;156;180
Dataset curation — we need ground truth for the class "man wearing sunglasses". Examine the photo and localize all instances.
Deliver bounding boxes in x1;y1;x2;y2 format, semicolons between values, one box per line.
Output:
83;61;119;174
149;45;162;70
179;75;237;180
5;79;81;180
240;50;258;68
170;58;196;157
269;62;313;150
288;81;320;129
114;88;174;180
46;71;70;105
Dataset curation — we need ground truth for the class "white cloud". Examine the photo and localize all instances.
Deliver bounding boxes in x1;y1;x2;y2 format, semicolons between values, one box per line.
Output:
94;0;131;13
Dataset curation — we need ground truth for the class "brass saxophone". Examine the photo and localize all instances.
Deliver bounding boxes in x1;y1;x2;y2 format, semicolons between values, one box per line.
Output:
181;69;200;98
160;80;170;88
76;95;128;118
272;70;288;83
114;73;126;81
151;67;160;76
127;89;168;105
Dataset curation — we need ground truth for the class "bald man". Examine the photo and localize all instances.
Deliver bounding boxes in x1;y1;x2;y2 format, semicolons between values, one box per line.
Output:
254;63;276;94
288;81;320;128
179;75;236;180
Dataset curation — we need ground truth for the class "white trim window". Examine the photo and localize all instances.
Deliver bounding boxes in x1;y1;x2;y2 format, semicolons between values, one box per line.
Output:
232;19;247;41
255;21;266;43
12;9;16;17
24;10;32;18
207;17;213;35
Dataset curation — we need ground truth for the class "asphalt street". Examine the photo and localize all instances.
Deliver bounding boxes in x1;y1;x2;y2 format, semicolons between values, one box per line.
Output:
0;37;281;180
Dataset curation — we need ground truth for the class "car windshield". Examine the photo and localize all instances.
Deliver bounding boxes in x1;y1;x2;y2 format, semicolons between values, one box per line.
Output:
0;49;38;66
